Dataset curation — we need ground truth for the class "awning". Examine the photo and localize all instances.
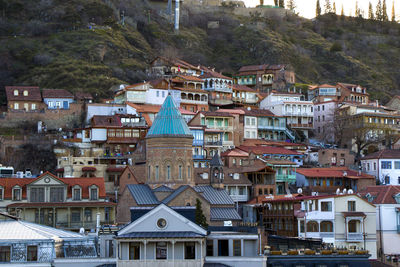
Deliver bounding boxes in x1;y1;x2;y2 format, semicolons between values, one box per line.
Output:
342;212;366;217
82;167;96;172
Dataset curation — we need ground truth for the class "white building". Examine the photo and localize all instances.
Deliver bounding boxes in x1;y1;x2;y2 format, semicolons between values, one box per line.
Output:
260;91;313;138
361;150;400;185
359;185;400;263
296;193;377;259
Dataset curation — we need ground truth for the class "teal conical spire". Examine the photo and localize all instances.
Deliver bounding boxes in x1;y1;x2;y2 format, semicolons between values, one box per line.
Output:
146;94;193;138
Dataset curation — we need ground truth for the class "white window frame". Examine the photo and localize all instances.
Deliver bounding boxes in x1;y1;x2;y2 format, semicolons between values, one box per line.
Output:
31;103;36;110
90;185;98;201
14;103;19;110
13;90;18;96
12;186;21;201
73;185;82;201
23;90;28;96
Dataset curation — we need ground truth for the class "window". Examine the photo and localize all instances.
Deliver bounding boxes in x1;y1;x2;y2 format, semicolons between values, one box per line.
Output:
24;103;29;111
13;187;21;201
320;221;333;232
55;101;61;108
155;166;159;181
374;162;377;170
50;187;64;202
90;187;98;200
156;242;167;259
187;166;191;179
0;246;10;262
395;161;400;169
30;188;44;202
71;211;81;222
381;161;392;169
27;246;38;262
13;90;18;96
48;101;54;108
0;187;3;200
321;201;332;211
23;90;28;96
233;240;241;256
178;165;183;180
206;240;213;256
31;103;36;110
185;242;196;259
156;91;160;97
348;201;356;211
306;221;319;232
84;209;92;222
348;220;359;233
129;242;140;260
14;103;19;109
166;165;171;180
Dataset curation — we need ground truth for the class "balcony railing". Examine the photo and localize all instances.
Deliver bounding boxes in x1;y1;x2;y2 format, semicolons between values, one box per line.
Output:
289;123;313;129
205;141;222;146
193;155;205;160
347;233;363;241
118;260;203;267
229;194;249;202
258;125;286;131
320;232;335;238
275;174;296;183
181;98;208;105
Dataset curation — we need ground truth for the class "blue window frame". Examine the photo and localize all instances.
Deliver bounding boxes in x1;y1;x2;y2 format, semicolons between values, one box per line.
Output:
381;161;392;169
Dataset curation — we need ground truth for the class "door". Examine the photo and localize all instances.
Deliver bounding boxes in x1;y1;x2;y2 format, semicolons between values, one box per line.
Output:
218;240;229;256
63;101;69;109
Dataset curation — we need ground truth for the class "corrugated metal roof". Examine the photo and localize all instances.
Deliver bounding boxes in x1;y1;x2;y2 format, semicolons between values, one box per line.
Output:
127;184;159;205
153;185;174;192
194;185;234;205
210;207;242;221
130;206;196;224
161;185;190;204
0;219;84;240
146;95;193;138
118;231;205;238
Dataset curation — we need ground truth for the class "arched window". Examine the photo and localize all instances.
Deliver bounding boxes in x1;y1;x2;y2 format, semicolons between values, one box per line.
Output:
178;165;183;180
320;221;333;232
306;221;319;232
166;165;171;180
23;90;28;96
13;90;18;96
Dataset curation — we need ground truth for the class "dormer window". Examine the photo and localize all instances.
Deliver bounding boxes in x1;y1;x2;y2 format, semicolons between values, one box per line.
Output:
73;186;81;201
12;186;21;201
23;90;28;96
13;90;18;96
90;185;98;200
394;193;400;204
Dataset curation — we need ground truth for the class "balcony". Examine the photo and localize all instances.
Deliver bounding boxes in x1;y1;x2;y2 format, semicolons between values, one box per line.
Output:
258;125;286;131
205;141;222;146
208;98;233;106
192;140;204;146
181;98;208;105
118;259;203;267
206;125;233;132
193;155;205;160
275;174;296;183
299;232;334;239
289;123;313;129
228;194;249;202
320;232;335;238
222;140;234;147
347;233;363;241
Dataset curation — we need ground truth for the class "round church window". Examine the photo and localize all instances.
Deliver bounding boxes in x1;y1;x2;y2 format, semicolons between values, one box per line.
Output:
157;218;167;229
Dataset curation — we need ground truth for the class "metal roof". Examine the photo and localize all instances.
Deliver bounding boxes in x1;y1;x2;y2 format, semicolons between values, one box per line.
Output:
127;184;159;205
146;94;193;138
210;207;242;221
153;185;174;192
0;219;84;241
130;206;196;224
194;185;235;205
210;153;223;167
161;185;190;204
118;231;205;238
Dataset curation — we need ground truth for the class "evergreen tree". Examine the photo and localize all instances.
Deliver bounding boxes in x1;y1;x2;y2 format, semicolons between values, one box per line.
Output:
195;198;208;228
279;0;285;8
333;2;336;13
392;0;396;21
287;0;296;11
341;4;344;16
355;1;359;17
376;0;383;20
274;0;278;6
368;2;375;19
382;0;389;21
316;0;322;16
324;0;332;13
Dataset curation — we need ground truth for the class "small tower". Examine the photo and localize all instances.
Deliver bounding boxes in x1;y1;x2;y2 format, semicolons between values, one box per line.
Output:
209;153;224;188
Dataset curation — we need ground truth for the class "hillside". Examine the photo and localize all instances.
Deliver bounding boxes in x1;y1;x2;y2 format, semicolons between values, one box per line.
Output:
0;0;400;103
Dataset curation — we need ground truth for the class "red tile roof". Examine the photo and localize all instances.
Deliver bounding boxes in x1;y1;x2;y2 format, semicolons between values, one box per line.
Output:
361;149;400;160
242;108;276;117
232;84;257;92
75;92;93;100
5;86;42;102
200;70;232;80
0;178;35;199
42;89;74;98
91;115;122;127
358;185;400;204
173;75;204;83
7;202;116;208
126;102;161;113
221;148;249;157
216;109;245;115
296;167;374;179
201;111;233;117
238;145;301;155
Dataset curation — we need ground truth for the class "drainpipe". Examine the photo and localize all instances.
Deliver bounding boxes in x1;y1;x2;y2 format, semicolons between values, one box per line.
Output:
378;205;383;261
96;212;101;235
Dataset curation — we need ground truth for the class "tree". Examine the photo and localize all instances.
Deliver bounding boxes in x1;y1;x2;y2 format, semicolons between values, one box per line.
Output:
368;2;375;19
274;0;278;6
287;0;296;11
392;0;396;21
355;1;362;17
324;0;332;13
333;2;336;13
341;4;344;16
279;0;285;8
382;0;389;21
316;0;322;16
376;0;383;20
195;198;208;228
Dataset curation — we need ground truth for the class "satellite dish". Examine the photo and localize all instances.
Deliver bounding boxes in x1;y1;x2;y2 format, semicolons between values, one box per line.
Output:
348;189;354;194
297;188;303;194
79;227;85;235
343;188;347;194
336;188;340;195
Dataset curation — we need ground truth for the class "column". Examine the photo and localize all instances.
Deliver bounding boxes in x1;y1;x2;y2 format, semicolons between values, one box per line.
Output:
38;208;41;224
172;240;175;263
23;208;26;220
199;240;202;260
228;239;233;256
81;207;84;228
143;241;147;261
67;207;70;228
53;207;56;227
241;239;244;256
